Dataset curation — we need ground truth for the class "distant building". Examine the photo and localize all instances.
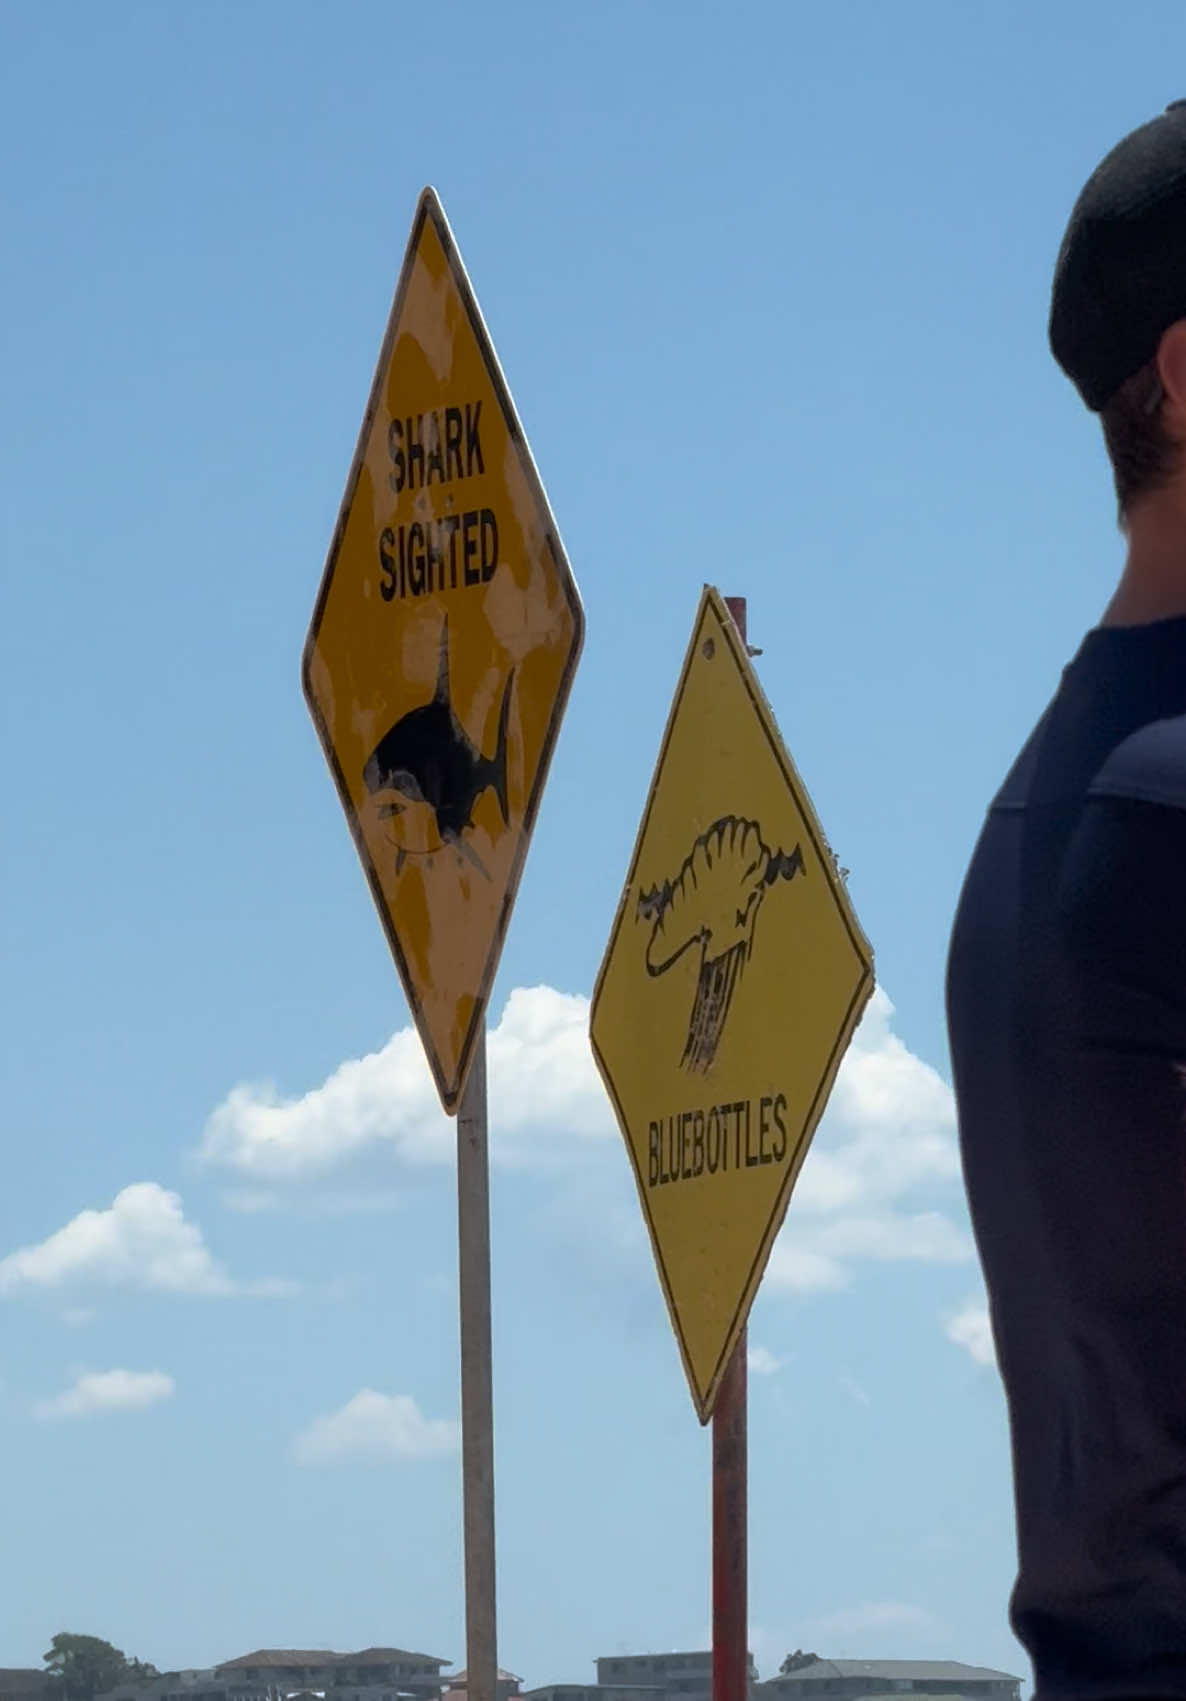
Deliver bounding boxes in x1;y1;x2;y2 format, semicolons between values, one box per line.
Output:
760;1661;1021;1701
0;1673;55;1701
97;1668;266;1701
444;1670;521;1701
525;1687;660;1701
523;1688;595;1701
527;1650;759;1701
529;1650;1020;1701
595;1653;757;1701
213;1650;450;1701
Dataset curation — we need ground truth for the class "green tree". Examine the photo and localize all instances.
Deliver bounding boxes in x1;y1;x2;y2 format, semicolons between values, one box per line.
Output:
43;1635;157;1701
779;1654;819;1677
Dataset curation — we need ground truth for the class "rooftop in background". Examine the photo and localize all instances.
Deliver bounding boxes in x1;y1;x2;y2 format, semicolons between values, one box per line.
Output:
215;1655;450;1673
522;1686;664;1701
355;1660;450;1672
770;1666;1018;1685
217;1659;333;1672
0;1679;54;1697
596;1653;755;1681
447;1674;522;1687
597;1658;711;1667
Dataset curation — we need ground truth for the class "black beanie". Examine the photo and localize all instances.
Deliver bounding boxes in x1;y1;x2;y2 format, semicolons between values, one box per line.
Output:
1050;101;1186;411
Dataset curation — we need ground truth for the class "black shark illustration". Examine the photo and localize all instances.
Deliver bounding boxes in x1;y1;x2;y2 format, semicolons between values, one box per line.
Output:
362;617;513;878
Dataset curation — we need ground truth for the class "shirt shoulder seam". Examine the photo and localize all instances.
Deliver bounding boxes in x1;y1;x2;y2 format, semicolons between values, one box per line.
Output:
1088;779;1186;811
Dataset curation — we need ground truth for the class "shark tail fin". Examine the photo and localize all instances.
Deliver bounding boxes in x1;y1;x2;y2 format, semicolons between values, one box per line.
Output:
434;617;451;704
488;667;515;826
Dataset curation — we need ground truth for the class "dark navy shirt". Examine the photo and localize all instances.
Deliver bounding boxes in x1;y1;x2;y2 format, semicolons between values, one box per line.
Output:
948;618;1186;1701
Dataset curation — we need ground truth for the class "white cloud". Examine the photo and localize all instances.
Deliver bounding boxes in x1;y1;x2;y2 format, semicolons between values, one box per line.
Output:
809;1601;938;1636
199;987;610;1180
765;1241;849;1293
292;1390;460;1465
768;989;972;1291
35;1368;175;1420
0;1184;234;1296
768;1209;971;1294
220;1188;284;1215
747;1344;783;1375
198;982;971;1295
221;1187;404;1217
838;1373;871;1407
945;1297;997;1366
792;988;960;1212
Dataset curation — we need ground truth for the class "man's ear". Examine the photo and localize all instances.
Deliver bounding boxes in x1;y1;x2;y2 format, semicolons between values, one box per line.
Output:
1156;320;1186;415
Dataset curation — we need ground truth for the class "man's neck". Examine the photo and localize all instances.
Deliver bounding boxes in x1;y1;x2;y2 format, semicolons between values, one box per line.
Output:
1102;483;1186;626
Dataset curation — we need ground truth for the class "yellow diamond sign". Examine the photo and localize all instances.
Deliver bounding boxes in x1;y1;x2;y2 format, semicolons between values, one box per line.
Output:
591;587;873;1420
303;189;583;1114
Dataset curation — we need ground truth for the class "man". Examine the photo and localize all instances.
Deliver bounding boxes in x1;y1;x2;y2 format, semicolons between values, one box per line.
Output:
947;102;1186;1701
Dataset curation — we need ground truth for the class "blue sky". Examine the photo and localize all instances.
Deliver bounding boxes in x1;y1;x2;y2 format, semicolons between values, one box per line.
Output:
0;0;1176;1683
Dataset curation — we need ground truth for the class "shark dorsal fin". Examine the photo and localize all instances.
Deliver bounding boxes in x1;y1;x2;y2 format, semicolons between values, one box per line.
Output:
434;616;451;705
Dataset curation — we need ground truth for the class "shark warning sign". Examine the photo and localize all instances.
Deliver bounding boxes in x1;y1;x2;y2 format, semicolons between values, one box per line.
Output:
590;587;873;1421
303;188;584;1114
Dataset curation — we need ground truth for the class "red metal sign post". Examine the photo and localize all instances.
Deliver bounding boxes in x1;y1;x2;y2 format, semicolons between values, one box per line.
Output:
713;594;751;1701
713;1331;748;1701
